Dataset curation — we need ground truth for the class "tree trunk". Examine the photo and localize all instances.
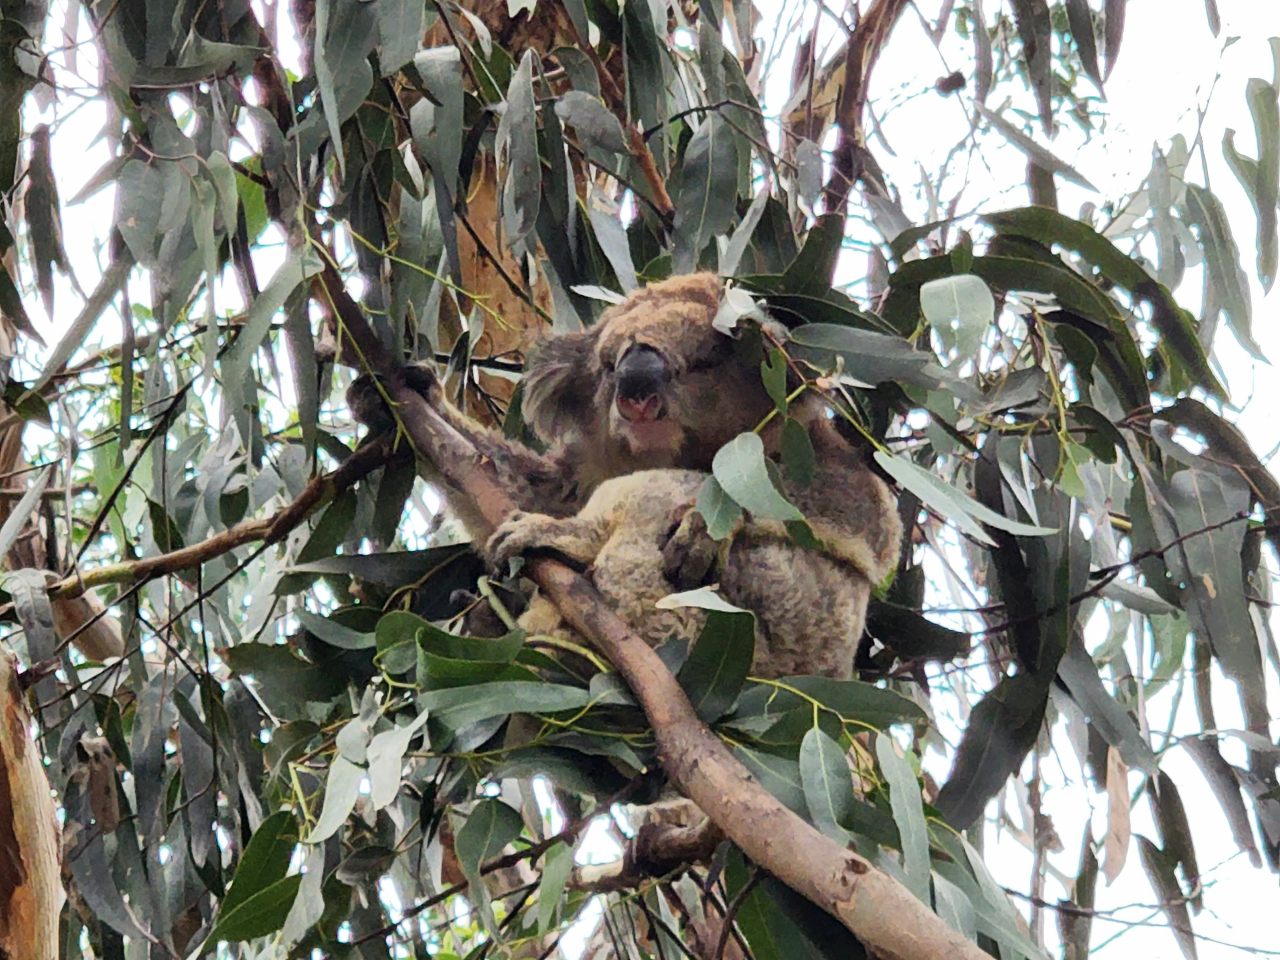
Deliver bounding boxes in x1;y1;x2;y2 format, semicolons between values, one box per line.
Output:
0;644;63;960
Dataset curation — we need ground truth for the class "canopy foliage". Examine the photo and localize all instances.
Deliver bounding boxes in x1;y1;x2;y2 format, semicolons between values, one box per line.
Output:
0;0;1275;958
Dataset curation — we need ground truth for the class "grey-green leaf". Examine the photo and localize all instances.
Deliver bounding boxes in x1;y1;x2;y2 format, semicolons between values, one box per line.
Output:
307;756;363;843
873;451;1058;545
674;114;738;273
555;91;629;154
455;799;524;880
920;273;995;360
695;475;743;540
876;733;930;904
419;681;591;729
496;51;542;244
713;432;802;522
799;728;855;844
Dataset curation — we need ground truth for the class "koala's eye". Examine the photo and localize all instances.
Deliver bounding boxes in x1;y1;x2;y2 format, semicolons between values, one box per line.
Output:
687;340;735;373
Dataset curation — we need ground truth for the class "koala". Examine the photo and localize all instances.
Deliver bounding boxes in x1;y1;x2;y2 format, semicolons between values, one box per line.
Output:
348;273;902;679
487;464;896;679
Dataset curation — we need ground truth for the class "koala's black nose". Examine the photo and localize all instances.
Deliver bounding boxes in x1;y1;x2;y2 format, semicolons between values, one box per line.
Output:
615;345;668;422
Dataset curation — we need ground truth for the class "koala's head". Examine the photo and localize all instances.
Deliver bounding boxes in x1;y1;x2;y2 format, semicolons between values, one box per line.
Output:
521;274;779;471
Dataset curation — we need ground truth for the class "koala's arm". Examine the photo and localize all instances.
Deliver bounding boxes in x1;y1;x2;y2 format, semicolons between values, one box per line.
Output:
346;364;581;529
486;510;613;572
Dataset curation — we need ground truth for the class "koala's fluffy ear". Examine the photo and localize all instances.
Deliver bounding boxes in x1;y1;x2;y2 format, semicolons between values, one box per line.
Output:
521;328;599;444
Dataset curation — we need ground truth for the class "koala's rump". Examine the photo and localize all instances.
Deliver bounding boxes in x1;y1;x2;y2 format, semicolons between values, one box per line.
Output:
718;539;870;680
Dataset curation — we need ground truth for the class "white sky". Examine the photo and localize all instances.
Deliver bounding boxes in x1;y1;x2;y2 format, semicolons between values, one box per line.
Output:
16;0;1280;958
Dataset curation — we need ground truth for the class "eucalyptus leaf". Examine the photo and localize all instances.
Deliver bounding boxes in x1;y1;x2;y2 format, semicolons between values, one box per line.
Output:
876;733;930;904
873;451;1058;546
799;728;855;844
674;114;738;272
712;432;802;522
555;91;629;154
677;609;756;721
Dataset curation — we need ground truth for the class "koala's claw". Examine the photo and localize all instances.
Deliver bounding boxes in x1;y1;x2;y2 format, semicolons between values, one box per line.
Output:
485;511;550;571
662;506;719;589
347;363;442;434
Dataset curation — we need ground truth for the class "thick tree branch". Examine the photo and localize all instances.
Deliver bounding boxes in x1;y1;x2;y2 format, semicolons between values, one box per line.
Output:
317;267;989;957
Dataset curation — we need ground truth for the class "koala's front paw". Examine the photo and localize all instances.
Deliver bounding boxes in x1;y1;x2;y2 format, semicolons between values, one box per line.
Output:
485;511;561;572
400;362;442;407
662;507;719;589
347;363;442;435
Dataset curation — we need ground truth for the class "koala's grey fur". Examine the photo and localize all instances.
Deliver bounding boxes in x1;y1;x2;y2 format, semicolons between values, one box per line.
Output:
350;273;902;679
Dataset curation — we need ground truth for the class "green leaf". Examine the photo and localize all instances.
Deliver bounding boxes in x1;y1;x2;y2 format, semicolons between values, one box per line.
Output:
1009;0;1053;131
674;114;739;272
207;874;303;945
873;451;1058;546
1150;771;1201;913
367;712;429;809
876;733;930;904
455;798;523;880
920;273;995;359
538;842;574;934
419;681;591;729
496;51;541;244
1183;184;1258;358
411;48;464;192
1165;465;1257;685
780;418;815;488
1065;0;1101;87
934;671;1049;829
724;849;822;960
313;0;376;177
799;728;855;844
1056;633;1157;774
760;348;788;414
720;188;771;277
115;159;166;265
733;675;926;729
732;745;808;816
1137;837;1198;960
778;213;842;294
794;138;822;207
713;432;802;522
982;208;1218;393
294;489;358;565
1104;0;1126;80
221;811;300;918
678;610;756;721
378;0;426;75
788;322;958;393
1059;828;1098;956
694;474;743;540
221;245;323;444
977;106;1096;190
295;609;375;650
